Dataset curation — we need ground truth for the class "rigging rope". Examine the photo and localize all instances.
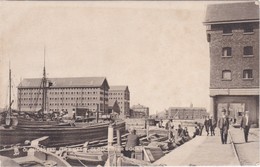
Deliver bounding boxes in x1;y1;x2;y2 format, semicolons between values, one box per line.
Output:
31;79;43;111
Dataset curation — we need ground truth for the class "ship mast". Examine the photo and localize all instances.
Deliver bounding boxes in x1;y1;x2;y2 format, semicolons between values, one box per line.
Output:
9;62;12;115
42;47;47;112
5;61;13;126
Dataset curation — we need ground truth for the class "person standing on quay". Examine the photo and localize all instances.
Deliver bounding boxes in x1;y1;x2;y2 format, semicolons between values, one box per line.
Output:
218;109;229;144
204;116;210;136
165;119;173;130
209;116;216;136
195;122;204;136
240;111;251;143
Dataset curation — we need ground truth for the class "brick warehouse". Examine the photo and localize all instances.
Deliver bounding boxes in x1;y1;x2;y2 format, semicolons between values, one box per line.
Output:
109;86;130;118
204;2;259;125
167;107;207;120
17;77;110;117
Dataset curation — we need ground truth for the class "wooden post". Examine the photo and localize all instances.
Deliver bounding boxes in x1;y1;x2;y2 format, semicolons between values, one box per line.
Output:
135;146;144;160
107;124;114;167
116;129;121;146
108;124;114;146
117;154;123;166
146;120;149;140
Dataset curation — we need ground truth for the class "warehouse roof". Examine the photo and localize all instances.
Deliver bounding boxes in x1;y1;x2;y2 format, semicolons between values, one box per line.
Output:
109;85;129;91
18;77;109;88
132;104;148;109
204;2;259;24
168;107;206;111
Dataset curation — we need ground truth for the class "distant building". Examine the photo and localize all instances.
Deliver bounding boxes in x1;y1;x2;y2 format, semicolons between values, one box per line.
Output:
108;99;120;119
17;77;109;117
130;104;149;118
204;2;259;124
167;107;207;120
109;86;130;118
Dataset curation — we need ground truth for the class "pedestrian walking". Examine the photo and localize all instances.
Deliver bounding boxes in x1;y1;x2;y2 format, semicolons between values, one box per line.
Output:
204;116;210;136
240;111;251;143
209;116;216;136
217;109;229;144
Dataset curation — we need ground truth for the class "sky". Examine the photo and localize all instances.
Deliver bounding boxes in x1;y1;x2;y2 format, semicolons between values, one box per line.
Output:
0;1;244;114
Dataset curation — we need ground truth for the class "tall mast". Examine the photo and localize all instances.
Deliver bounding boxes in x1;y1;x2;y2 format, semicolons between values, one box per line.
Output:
9;61;11;114
42;47;47;112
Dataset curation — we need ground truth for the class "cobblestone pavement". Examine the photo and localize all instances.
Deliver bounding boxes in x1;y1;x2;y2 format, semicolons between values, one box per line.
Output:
154;128;240;166
229;127;259;166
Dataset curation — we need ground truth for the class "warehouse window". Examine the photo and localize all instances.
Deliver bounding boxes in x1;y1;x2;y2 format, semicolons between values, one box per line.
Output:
223;26;232;34
222;70;232;80
243;69;253;79
222;47;232;57
243;46;253;57
244;25;254;33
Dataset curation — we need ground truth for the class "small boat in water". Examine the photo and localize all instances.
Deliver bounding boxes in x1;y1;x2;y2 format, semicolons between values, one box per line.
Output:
0;137;71;167
65;150;108;166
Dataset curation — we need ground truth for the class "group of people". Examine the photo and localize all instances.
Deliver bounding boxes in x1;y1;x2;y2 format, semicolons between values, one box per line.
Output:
125;110;252;159
204;116;217;136
192;116;216;138
168;124;191;143
162;119;191;143
217;109;251;144
188;109;252;145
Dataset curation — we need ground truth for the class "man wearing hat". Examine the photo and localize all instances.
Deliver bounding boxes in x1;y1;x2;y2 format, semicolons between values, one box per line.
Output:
240;111;251;143
217;109;229;144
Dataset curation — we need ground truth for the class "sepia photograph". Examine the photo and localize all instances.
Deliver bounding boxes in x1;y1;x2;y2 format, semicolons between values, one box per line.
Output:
0;1;259;166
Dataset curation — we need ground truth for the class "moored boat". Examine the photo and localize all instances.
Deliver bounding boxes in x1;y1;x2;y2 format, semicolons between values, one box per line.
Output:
0;137;72;167
0;120;125;147
0;60;126;147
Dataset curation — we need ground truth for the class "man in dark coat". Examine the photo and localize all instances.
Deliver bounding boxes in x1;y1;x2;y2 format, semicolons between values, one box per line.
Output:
209;116;216;136
177;124;184;137
204;116;210;136
240;111;251;143
195;122;204;136
192;126;200;138
125;128;140;158
218;109;229;144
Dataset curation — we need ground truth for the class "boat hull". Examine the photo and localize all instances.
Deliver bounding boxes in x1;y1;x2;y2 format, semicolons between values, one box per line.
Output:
0;121;125;147
0;147;71;167
17;117;58;127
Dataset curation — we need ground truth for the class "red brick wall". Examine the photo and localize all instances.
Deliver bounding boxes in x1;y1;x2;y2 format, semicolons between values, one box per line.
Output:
207;22;259;89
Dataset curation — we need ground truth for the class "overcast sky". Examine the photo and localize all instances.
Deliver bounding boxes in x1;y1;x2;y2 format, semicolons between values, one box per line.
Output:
0;1;242;114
